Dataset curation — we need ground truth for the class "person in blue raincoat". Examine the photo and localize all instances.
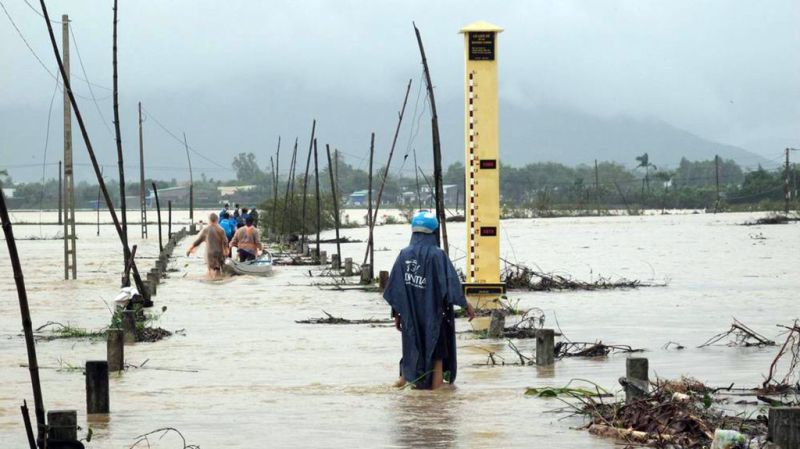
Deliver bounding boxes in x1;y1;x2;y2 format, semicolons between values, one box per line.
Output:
383;210;475;389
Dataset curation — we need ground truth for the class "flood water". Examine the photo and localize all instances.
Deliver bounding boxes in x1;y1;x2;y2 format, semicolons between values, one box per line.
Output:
1;210;797;448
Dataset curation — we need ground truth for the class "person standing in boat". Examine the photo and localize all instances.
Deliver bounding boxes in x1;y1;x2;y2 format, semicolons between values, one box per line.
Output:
186;212;229;279
383;210;474;390
229;215;262;262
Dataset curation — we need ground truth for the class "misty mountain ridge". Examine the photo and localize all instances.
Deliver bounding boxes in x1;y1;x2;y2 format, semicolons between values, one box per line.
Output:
436;101;768;171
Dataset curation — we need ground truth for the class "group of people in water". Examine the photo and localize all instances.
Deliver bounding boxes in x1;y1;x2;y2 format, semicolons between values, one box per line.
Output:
186;206;473;390
186;203;263;278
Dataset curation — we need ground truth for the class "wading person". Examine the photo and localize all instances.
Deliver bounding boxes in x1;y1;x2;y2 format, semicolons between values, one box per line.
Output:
383;210;475;389
186;213;229;279
229;215;262;262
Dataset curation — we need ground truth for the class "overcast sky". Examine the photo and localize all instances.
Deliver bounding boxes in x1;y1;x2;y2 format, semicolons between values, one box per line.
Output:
1;0;798;182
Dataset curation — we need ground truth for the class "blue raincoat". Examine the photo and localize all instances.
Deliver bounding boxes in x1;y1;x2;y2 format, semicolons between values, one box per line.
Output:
383;232;468;388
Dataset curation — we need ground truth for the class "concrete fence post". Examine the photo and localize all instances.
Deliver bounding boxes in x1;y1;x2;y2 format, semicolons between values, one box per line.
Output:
85;360;109;414
107;329;124;372
535;328;555;366
624;357;649;403
769;407;800;448
122;310;136;344
47;410;77;441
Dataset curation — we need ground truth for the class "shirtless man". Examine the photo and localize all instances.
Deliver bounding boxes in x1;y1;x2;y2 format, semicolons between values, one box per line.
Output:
186;213;229;279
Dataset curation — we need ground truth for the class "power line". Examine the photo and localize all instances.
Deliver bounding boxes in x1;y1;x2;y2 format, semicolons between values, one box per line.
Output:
70;26;115;138
139;105;230;170
0;1;107;101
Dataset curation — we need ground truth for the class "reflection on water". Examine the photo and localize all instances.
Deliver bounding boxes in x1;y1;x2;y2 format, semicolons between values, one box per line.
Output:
389;389;460;449
0;210;798;448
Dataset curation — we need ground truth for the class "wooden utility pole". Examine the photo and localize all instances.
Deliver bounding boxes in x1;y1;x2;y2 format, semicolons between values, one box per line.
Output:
62;14;76;280
362;80;413;266
183;133;193;224
152;182;163;253
785;148;791;214
57;160;62;225
96;168;102;236
594;159;600;215
313;139;321;256
300;120;316;246
0;191;46;449
414;22;448;255
112;0;129;280
367;133;375;278
40;0;147;300
326;144;342;262
714;155;720;214
138;102;147;238
167;200;172;240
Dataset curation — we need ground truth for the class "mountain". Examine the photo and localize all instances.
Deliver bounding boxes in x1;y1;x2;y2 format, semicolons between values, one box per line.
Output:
436;101;769;170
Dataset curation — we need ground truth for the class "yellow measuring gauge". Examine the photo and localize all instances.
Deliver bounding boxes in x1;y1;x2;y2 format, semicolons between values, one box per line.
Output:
460;21;505;313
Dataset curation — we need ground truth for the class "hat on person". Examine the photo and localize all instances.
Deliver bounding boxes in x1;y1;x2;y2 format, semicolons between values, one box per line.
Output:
411;210;438;234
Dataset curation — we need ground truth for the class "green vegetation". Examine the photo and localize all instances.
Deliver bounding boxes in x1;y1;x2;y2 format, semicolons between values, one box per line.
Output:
5;151;797;214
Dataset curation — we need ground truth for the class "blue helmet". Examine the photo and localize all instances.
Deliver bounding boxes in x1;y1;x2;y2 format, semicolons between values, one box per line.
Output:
411;210;438;234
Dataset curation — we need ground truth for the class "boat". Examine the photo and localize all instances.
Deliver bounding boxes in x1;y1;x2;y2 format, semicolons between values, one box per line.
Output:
223;253;274;276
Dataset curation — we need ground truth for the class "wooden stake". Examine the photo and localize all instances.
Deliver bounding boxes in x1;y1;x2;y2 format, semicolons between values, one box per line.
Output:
273;136;280;236
0;191;46;448
313;139;321;257
167;200;172;240
280;139;298;237
300;120;316;246
414;23;448;255
152;182;163;253
367;133;375;279
57;160;62;225
326;144;341;262
362;80;413;266
182;133;193;224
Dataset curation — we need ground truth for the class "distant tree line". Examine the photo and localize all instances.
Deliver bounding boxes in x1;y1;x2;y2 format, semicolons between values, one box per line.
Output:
2;152;797;215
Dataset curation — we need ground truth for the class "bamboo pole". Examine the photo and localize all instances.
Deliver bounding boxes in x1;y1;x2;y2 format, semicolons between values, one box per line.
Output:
413;148;422;209
414;22;448;255
138;102;147;238
167;200;172;240
280;139;298;238
112;0;129;277
152;182;163;253
37;0;146;297
367;133;375;278
313;139;321;256
301;120;316;246
326;144;341;262
0;191;46;448
182;133;193;223
273;137;280;236
362;79;412;266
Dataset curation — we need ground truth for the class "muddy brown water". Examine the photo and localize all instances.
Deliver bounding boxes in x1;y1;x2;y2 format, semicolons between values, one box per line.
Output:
1;210;797;448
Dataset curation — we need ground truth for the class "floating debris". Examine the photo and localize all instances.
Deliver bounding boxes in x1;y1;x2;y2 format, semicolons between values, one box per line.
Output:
742;214;792;225
698;318;775;348
296;310;392;325
554;341;643;358
760;320;800;393
500;260;660;291
579;377;767;449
